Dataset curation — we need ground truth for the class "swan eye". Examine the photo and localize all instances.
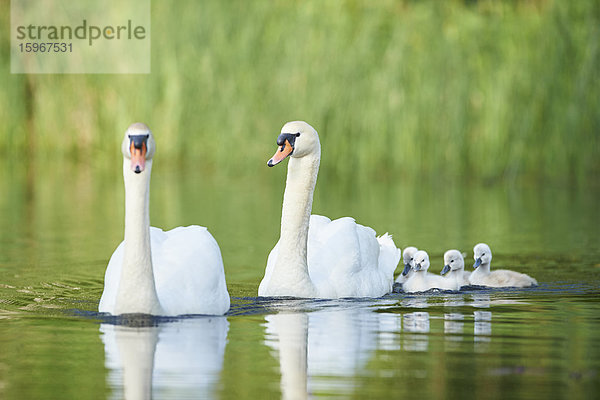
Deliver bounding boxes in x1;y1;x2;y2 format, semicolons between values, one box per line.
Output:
295;133;301;137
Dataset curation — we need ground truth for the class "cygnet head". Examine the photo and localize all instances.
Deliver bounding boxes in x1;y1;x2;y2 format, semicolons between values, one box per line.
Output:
267;121;320;167
441;249;464;275
401;246;418;276
413;250;430;272
121;123;156;174
473;243;492;268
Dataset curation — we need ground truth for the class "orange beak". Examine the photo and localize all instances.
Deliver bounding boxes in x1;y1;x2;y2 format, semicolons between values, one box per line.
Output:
130;140;147;173
267;140;294;167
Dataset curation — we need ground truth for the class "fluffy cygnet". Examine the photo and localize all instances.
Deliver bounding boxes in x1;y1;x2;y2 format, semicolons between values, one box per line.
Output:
403;250;457;293
469;243;537;287
440;249;471;290
395;246;418;284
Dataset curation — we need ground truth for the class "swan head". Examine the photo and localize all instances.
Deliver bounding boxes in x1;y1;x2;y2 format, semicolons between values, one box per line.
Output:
473;243;492;268
441;249;464;275
401;246;418;276
413;250;430;272
267;121;320;167
121;123;156;174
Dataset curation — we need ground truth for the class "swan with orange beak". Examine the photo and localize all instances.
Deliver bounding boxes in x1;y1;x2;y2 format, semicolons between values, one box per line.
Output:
267;132;299;167
100;123;230;316
127;130;150;173
259;121;401;299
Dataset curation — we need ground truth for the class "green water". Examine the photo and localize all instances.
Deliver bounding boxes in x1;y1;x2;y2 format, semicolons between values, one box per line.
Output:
0;160;599;399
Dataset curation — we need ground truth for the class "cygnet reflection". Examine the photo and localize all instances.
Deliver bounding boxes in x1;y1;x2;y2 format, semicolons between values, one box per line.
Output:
403;311;430;352
471;294;492;351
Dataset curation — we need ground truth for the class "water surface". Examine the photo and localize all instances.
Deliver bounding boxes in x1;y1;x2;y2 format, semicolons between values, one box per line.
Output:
0;160;598;399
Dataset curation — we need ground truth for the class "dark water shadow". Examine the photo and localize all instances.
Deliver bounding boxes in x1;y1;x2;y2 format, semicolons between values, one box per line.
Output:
69;278;600;323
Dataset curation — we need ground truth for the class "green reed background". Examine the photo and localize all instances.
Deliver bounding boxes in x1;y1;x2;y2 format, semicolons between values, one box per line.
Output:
1;0;598;183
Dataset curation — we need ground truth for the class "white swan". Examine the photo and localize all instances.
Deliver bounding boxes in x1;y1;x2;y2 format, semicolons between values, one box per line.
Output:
258;121;401;298
395;246;418;285
469;243;537;287
403;250;457;292
99;123;230;316
440;249;471;290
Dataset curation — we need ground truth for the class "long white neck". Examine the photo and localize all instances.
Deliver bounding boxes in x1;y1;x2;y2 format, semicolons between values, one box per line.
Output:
115;159;163;315
271;152;320;297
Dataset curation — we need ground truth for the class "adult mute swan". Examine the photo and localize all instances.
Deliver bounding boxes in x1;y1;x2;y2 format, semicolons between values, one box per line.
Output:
440;249;471;290
403;250;457;292
258;121;400;298
469;243;537;287
99;123;230;316
395;246;418;285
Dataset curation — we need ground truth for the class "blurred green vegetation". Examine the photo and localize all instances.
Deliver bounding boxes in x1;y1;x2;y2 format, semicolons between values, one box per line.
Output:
1;0;598;183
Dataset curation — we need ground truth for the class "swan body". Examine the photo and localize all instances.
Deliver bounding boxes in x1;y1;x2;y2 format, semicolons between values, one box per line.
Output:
403;250;457;293
261;215;399;298
258;121;401;298
395;246;418;285
99;123;230;316
469;243;537;288
100;226;230;316
440;249;470;290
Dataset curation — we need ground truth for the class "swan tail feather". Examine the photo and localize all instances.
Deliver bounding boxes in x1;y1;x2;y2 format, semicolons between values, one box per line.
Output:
376;233;402;281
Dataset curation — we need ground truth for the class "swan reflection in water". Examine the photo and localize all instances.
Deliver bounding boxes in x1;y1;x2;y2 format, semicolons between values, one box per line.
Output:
100;316;229;400
264;307;389;399
263;294;499;397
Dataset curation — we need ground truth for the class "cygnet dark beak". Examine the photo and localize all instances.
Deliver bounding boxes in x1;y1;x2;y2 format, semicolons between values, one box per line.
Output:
402;263;412;276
